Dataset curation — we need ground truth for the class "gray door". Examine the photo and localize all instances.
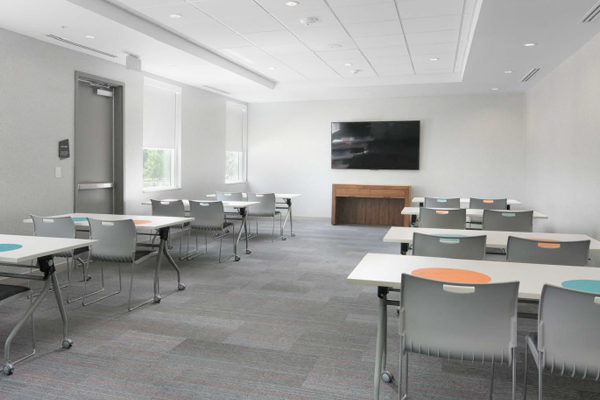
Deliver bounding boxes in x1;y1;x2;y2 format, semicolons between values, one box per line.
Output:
74;75;123;214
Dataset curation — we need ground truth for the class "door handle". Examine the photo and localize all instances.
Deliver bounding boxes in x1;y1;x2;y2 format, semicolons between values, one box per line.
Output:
77;182;114;190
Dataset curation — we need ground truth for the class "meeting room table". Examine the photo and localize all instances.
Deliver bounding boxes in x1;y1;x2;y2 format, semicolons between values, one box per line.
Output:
0;234;95;375
411;197;521;208
24;213;192;309
383;226;600;255
347;253;600;400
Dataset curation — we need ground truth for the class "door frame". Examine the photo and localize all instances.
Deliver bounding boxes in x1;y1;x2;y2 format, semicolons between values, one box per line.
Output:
74;71;125;214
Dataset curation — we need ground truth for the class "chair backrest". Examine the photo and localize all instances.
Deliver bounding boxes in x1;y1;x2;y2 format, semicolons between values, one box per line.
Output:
30;215;76;238
424;197;461;208
419;208;466;229
482;209;533;232
400;274;518;363
216;192;243;201
469;198;508;210
538;285;600;378
412;232;486;260
189;201;225;229
247;193;276;216
506;236;590;266
151;199;185;217
88;218;137;262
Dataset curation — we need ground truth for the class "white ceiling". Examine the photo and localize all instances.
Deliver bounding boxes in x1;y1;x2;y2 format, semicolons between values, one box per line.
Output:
1;0;600;102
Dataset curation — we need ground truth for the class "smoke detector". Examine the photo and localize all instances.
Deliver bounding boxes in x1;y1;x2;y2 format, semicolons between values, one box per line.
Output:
299;16;319;26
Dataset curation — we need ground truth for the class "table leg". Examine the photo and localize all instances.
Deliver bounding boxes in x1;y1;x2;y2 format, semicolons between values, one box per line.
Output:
160;227;186;291
234;207;251;261
374;286;391;400
401;243;408;255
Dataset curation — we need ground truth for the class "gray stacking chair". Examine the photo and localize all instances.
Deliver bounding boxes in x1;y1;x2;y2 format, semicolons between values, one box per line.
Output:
247;193;282;240
151;199;190;257
30;215;88;288
86;218;154;310
188;201;234;263
400;274;518;400
483;209;533;232
506;237;590;266
1;284;35;375
419;207;466;229
424;197;461;208
524;285;600;399
216;191;244;219
412;232;486;260
470;198;508;210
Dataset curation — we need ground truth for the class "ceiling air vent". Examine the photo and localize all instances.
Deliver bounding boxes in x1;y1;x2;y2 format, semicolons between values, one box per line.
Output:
46;34;117;58
582;1;600;22
521;67;541;83
202;85;231;96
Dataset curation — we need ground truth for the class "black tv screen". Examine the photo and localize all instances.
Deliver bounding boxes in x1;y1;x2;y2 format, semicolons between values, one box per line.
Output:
331;121;420;170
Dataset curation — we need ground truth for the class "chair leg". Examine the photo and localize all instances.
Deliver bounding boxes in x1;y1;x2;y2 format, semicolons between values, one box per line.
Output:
68;255;105;304
128;262;135;311
537;358;543;400
524;347;529;400
205;232;208;254
82;263;122;306
272;216;275;241
512;349;517;400
218;237;223;263
489;360;495;400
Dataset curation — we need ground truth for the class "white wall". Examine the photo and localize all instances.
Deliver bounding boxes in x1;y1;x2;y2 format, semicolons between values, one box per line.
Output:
0;28;244;235
525;32;600;238
248;94;526;218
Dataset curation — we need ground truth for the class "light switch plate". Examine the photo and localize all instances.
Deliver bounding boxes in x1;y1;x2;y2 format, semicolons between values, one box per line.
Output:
55;166;62;178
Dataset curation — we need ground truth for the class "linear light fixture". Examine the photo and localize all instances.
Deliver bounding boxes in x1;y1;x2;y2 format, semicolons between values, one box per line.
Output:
582;0;600;22
521;67;541;82
46;34;117;57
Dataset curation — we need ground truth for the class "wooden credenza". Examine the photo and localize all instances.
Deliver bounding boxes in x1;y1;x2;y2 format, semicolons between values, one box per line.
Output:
331;184;411;226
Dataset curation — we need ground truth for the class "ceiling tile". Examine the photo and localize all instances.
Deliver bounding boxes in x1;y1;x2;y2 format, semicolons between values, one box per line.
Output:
218;14;282;34
362;45;409;60
405;30;458;45
332;2;398;24
396;0;464;19
409;42;457;56
176;22;251;49
344;20;403;37
244;30;301;47
354;34;407;49
402;15;462;33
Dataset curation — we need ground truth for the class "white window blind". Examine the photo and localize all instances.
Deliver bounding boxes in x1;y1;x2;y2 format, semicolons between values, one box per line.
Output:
143;78;182;190
225;101;247;184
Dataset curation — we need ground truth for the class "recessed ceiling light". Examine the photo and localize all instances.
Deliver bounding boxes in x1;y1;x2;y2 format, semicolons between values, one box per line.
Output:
268;66;276;70
344;63;352;67
85;35;95;39
429;57;439;61
504;70;513;74
169;13;182;19
491;87;499;91
523;42;537;47
286;1;299;6
299;16;319;26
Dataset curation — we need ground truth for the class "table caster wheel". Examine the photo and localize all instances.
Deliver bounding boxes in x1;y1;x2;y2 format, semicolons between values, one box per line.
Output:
178;283;186;291
235;256;240;262
381;371;394;383
62;338;73;349
153;295;162;304
3;363;14;375
245;249;252;255
281;237;287;241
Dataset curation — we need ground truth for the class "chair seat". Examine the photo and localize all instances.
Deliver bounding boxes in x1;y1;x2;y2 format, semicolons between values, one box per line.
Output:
0;284;29;302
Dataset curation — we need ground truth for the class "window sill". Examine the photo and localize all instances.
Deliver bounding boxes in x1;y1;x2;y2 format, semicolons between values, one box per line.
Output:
225;181;246;185
142;186;182;193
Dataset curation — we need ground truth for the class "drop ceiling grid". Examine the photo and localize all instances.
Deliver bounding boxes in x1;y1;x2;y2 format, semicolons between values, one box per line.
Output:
113;0;476;82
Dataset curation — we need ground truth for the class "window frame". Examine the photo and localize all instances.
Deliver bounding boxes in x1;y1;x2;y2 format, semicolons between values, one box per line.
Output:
142;78;182;193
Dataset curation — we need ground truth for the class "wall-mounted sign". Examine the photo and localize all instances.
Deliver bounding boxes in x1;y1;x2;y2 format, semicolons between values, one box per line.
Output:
58;139;70;159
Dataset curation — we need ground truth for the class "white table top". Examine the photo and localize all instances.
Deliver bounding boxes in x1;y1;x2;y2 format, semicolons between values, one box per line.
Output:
411;197;521;206
0;234;96;264
24;213;193;231
383;227;600;253
206;193;301;200
401;206;548;219
347;253;600;300
142;199;259;210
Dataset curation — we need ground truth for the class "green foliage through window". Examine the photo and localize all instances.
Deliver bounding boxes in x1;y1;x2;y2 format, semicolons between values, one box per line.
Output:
143;148;173;188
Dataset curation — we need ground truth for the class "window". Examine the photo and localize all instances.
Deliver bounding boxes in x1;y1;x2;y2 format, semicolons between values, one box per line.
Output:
225;101;247;184
143;78;181;191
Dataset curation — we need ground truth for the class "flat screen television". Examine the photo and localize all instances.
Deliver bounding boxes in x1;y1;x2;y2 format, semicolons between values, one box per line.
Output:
331;121;420;170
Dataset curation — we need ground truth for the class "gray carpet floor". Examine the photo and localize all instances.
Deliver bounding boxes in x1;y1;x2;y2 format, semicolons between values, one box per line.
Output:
0;218;599;399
